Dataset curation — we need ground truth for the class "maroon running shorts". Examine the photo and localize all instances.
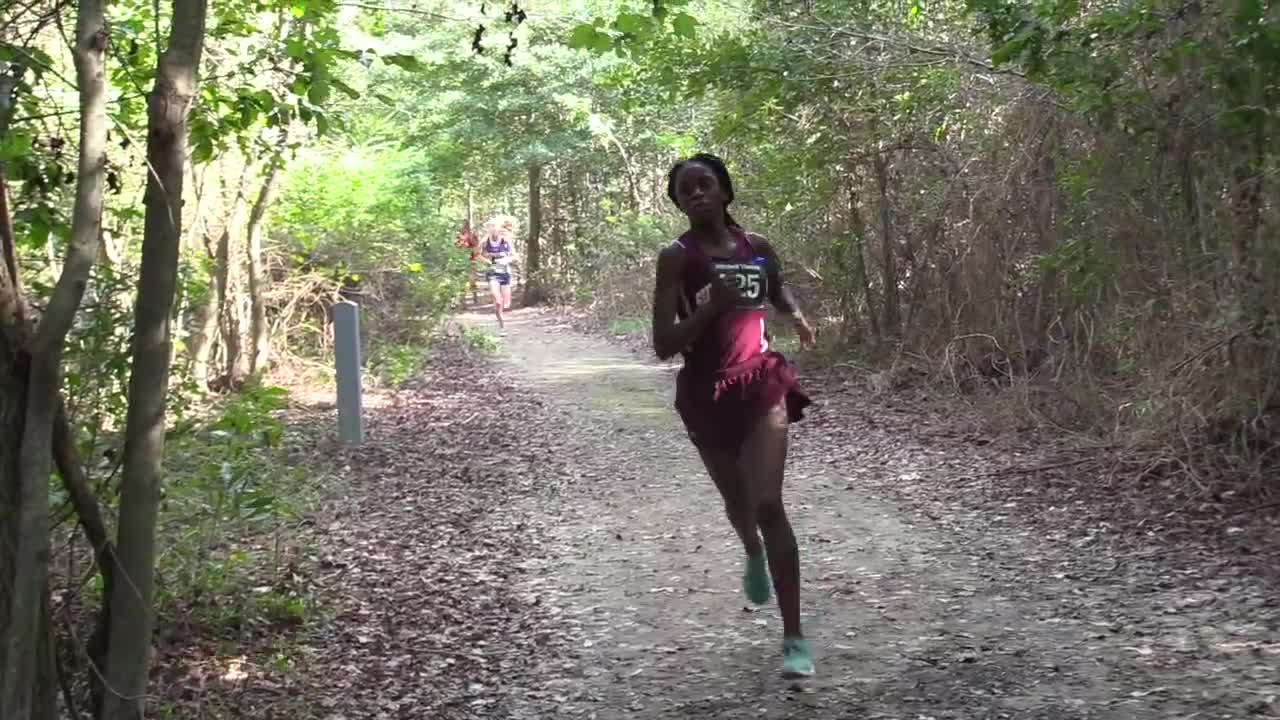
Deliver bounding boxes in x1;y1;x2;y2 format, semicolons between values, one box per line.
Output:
674;351;811;450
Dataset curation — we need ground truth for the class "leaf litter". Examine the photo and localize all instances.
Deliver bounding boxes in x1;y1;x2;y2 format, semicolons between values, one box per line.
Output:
152;309;1280;719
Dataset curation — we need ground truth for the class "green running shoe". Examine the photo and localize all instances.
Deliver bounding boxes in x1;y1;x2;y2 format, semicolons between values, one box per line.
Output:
742;553;771;605
781;637;815;678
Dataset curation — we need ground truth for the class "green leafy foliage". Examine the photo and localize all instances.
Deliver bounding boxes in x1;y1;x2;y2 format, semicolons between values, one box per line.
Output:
607;316;647;336
967;0;1280;142
272;141;467;360
371;343;431;387
567;0;700;54
460;324;501;354
149;378;304;627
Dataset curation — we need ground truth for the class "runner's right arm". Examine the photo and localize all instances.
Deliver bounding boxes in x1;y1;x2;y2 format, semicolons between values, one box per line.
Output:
651;245;733;360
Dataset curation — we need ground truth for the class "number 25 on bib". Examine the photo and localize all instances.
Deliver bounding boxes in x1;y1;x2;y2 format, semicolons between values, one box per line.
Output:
711;259;768;310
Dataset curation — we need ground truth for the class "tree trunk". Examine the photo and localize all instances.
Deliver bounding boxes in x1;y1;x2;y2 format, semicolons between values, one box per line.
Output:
1226;134;1266;375
101;2;207;717
0;170;33;720
567;169;580;239
52;400;117;718
523;164;544;306
609;135;641;213
1030;145;1060;351
33;590;56;720
0;102;22;652
216;173;249;386
187;159;229;388
99;229;123;266
1228;145;1263;306
872;152;900;336
247;156;282;375
3;2;108;716
188;232;220;390
549;168;566;272
847;183;880;341
175;162;209;362
43;233;60;281
0;54;21;674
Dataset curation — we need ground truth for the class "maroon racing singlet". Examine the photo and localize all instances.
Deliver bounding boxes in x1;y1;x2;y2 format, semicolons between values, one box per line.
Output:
672;227;811;449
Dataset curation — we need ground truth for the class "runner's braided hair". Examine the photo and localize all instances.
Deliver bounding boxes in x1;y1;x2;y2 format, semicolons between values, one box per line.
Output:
667;153;740;228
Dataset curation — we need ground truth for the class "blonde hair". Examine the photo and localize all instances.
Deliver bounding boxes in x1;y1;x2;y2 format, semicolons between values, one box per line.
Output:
483;214;519;238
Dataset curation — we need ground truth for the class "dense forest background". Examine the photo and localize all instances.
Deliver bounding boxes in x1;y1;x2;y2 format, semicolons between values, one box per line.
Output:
0;0;1276;716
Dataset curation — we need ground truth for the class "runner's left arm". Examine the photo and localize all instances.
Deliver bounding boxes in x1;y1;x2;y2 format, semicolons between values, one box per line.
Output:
752;235;816;347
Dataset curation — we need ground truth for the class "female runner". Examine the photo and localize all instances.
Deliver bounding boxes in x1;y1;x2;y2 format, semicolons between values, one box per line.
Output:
651;153;817;677
481;216;516;329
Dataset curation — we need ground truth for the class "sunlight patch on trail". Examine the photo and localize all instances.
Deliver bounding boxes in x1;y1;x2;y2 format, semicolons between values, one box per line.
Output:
459;308;676;425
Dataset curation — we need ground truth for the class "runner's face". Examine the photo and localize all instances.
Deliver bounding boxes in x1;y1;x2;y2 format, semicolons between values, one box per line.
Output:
674;162;725;224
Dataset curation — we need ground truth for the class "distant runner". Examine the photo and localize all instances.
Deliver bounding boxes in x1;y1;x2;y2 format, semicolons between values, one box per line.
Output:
455;221;480;306
650;153;818;678
481;215;517;330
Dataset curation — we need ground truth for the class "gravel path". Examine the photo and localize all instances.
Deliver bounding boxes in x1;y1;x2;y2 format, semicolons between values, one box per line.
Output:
467;307;1279;720
274;305;1278;720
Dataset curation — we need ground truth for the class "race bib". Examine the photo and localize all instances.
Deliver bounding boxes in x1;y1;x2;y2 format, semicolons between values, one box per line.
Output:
709;258;768;310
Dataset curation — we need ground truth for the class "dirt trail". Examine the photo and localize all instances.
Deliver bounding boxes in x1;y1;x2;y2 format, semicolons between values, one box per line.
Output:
452;304;1278;720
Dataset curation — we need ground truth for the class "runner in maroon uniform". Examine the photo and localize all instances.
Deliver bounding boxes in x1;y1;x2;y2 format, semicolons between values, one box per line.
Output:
455;222;480;306
651;153;817;677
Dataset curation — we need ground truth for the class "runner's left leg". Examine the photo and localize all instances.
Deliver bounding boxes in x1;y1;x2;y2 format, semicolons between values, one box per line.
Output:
740;400;812;676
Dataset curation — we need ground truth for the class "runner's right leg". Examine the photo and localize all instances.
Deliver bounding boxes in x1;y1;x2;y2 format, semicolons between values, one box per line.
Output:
697;445;769;605
488;275;505;329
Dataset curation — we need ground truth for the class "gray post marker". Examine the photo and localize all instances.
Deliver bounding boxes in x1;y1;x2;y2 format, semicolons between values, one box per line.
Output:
333;300;363;446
